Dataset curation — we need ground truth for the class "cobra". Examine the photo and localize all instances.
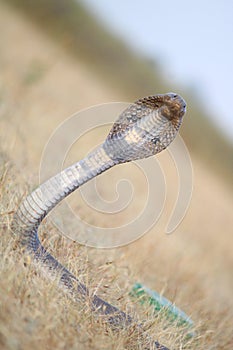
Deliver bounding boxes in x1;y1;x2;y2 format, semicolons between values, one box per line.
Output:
12;92;186;349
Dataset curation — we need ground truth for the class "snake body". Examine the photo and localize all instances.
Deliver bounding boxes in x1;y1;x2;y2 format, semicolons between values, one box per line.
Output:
12;93;186;349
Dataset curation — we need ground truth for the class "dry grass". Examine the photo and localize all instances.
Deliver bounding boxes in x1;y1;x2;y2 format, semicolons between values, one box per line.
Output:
0;153;197;350
0;2;233;349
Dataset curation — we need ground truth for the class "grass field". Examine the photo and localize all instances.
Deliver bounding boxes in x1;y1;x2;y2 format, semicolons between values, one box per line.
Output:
0;1;233;349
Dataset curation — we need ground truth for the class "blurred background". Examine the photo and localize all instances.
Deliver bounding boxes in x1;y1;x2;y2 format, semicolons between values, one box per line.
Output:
0;0;232;348
84;0;233;141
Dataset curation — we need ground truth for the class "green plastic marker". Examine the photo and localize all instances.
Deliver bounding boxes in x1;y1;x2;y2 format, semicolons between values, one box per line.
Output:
130;283;195;336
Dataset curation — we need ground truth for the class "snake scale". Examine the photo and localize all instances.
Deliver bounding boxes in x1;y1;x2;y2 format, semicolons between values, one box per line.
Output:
12;93;186;349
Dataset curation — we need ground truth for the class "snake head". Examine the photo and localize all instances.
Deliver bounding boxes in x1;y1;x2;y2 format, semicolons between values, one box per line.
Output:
154;92;186;122
104;93;186;163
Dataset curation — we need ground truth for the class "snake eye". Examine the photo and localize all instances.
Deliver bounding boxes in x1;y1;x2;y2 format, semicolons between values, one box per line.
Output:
167;92;178;99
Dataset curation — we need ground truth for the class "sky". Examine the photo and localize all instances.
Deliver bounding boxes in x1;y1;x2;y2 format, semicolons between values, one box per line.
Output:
82;0;233;141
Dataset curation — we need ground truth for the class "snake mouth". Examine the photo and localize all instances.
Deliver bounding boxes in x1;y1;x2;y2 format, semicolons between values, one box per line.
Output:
175;100;186;116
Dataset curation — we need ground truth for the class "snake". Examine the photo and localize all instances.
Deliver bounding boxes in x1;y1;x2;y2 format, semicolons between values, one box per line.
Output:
11;92;186;349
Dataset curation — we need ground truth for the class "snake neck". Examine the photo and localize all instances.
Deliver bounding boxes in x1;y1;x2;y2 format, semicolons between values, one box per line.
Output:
13;144;115;247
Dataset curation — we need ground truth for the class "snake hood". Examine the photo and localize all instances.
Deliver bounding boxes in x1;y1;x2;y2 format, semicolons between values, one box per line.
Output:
104;92;186;163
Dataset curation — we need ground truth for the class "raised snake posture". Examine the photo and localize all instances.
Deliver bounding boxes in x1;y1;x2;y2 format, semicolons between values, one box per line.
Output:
12;93;186;349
